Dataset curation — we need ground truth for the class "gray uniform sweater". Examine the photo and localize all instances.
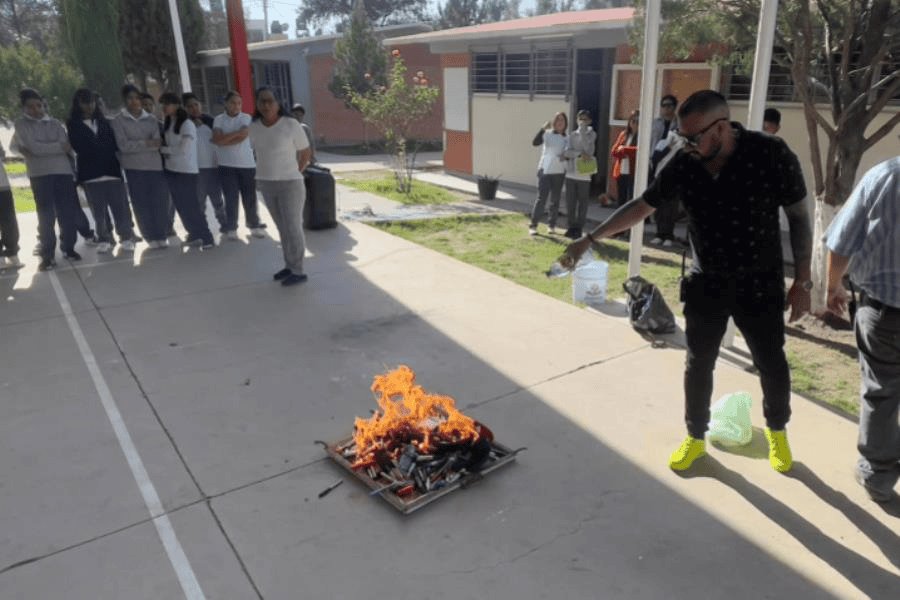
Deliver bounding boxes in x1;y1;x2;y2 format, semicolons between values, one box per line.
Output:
11;116;73;178
111;110;163;171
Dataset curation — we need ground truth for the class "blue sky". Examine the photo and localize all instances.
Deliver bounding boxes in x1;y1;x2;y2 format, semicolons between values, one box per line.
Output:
225;0;540;38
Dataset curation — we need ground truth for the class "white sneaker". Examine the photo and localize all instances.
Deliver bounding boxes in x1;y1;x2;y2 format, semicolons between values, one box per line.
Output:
96;242;112;254
226;230;240;241
250;227;266;239
5;256;23;269
651;237;663;245
120;240;135;252
662;239;674;248
548;226;557;235
185;238;203;248
528;226;538;236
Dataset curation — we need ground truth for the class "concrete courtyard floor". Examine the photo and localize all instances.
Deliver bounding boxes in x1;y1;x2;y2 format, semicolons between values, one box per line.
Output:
0;182;897;600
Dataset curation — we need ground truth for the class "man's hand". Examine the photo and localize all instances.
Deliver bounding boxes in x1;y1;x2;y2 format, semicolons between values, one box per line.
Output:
827;283;850;316
562;236;593;269
785;281;811;322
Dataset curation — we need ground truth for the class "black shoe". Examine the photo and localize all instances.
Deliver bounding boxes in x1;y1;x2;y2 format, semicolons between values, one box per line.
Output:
564;228;581;240
273;268;292;281
38;258;55;271
64;251;82;261
281;273;308;287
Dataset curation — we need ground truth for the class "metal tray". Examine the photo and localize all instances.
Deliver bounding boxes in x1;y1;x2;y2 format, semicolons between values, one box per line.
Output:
324;437;518;514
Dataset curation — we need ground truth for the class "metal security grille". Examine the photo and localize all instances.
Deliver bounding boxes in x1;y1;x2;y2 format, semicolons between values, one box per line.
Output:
534;48;571;95
472;52;500;93
203;66;230;114
472;47;572;97
260;61;293;108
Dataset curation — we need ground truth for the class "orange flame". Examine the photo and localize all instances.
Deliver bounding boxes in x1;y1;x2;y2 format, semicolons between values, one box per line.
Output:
352;366;478;465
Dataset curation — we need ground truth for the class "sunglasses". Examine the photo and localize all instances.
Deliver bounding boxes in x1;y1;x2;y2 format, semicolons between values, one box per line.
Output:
676;117;727;147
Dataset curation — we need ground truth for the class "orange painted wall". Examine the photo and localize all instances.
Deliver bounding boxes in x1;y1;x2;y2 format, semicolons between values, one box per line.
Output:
444;131;472;174
308;43;444;146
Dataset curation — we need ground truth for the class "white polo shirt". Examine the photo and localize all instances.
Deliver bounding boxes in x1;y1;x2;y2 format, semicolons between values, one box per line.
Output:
163;120;198;174
213;112;255;169
248;117;309;181
195;120;217;169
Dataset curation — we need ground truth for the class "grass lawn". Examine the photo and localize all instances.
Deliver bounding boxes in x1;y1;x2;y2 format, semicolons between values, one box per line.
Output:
12;187;35;213
340;173;459;206
3;161;27;176
373;213;860;417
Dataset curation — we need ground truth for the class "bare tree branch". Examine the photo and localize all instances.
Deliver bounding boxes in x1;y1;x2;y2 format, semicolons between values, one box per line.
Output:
864;74;900;126
863;110;900;152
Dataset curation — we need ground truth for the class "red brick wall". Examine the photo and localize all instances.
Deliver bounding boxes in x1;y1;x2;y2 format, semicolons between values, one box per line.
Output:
308;43;444;146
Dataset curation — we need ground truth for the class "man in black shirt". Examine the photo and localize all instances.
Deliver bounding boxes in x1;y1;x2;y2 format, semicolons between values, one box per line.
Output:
565;90;813;474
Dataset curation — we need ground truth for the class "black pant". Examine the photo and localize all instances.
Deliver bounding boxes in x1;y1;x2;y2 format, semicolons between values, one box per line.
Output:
219;166;262;231
165;171;213;245
0;189;19;257
31;174;79;259
682;273;791;438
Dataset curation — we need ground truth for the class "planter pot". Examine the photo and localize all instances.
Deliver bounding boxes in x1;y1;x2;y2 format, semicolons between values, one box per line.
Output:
477;178;499;200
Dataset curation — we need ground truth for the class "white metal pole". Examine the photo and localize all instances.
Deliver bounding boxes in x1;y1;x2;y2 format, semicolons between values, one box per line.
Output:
627;0;661;278
747;0;778;130
722;0;778;349
167;0;192;92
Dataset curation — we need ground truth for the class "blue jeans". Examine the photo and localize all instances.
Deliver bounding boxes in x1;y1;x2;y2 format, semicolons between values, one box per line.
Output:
165;171;213;244
124;169;168;242
198;168;227;232
30;174;78;259
83;179;135;243
219;166;262;231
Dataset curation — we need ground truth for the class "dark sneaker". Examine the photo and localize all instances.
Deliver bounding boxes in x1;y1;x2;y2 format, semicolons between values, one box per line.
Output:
281;273;308;287
273;268;292;281
855;462;898;503
64;251;82;261
38;258;55;271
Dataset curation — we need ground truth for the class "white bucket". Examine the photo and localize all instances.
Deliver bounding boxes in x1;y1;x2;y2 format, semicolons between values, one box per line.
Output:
572;259;608;306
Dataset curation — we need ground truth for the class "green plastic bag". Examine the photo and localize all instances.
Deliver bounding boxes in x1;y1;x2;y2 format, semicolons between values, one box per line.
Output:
708;392;753;446
576;156;598;176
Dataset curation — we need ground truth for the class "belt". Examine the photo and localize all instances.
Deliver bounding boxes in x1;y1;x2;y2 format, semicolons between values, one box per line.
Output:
860;293;900;313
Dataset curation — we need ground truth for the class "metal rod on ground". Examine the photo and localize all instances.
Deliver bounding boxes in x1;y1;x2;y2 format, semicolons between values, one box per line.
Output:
166;0;192;93
627;0;661;278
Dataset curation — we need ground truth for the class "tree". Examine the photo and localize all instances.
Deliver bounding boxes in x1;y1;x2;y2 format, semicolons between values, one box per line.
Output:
631;0;899;313
330;0;388;108
0;42;82;122
298;0;428;27
533;0;578;14
271;20;283;34
582;0;631;8
436;0;516;28
0;0;60;52
346;53;440;193
60;0;126;108
118;0;205;92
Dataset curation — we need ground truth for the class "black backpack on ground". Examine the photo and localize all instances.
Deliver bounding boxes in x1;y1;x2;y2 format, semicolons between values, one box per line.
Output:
304;165;337;230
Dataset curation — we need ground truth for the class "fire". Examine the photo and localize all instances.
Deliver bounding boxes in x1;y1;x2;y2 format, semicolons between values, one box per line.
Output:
352;366;479;467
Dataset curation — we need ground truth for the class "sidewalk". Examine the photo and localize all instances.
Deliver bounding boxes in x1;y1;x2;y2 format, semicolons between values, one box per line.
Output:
0;200;896;598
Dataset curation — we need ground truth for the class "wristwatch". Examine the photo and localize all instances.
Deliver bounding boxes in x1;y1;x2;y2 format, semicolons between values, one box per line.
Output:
798;280;814;291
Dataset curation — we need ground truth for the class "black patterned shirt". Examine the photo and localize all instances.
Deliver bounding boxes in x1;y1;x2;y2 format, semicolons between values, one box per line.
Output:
642;123;807;277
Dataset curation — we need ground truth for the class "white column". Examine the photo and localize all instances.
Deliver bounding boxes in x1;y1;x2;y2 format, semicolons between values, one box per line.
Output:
167;0;192;92
627;0;662;277
747;0;779;131
722;0;778;349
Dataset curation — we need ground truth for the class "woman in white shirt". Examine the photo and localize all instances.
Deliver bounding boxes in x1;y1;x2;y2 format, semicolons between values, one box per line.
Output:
248;87;311;287
529;112;568;236
159;93;214;248
212;91;266;240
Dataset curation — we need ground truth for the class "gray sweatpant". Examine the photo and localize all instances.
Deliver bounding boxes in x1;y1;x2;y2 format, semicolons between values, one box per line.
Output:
854;300;900;493
257;178;306;274
565;178;591;231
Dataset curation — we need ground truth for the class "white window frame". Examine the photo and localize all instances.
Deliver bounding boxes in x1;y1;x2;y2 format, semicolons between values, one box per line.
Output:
609;63;720;127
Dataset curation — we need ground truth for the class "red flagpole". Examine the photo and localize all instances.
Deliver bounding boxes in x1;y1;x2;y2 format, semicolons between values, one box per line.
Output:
225;0;254;110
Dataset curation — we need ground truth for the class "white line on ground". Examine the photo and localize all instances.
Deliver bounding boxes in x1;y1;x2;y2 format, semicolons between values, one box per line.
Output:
48;271;206;600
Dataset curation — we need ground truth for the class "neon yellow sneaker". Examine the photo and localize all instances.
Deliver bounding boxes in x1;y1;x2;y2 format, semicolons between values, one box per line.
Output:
669;436;706;471
765;427;793;473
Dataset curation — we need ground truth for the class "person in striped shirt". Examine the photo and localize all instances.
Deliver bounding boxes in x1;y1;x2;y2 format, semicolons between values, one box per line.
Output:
826;155;900;503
